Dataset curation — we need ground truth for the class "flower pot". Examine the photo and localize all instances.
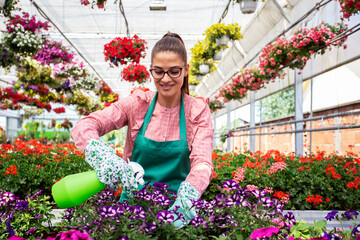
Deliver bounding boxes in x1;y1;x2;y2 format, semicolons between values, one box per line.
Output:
199;64;210;75
65;92;73;99
196;75;203;81
189;84;196;91
239;0;257;14
216;35;230;47
0;0;5;8
213;51;223;61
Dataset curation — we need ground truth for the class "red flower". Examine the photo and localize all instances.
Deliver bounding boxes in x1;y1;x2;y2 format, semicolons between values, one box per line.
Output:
53;107;66;114
5;165;18;175
104;35;147;67
130;86;150;94
121;63;150;84
306;194;323;206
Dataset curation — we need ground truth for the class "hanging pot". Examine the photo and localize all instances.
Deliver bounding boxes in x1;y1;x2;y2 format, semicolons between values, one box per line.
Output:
189;84;196;91
199;64;209;75
216;35;230;47
0;0;5;8
213;51;223;61
65;92;73;99
196;75;203;81
239;0;258;14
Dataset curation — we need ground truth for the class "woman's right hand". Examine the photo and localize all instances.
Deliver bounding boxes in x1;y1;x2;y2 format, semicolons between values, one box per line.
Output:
84;139;142;195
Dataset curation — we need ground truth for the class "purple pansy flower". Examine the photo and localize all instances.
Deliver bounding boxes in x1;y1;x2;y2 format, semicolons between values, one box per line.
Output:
284;212;296;226
155;195;171;206
344;210;359;220
2;192;15;203
261;197;273;208
156;211;174;224
16;201;29;211
99;206;116;218
325;210;339;221
191;217;206;227
352;224;360;236
222;179;239;191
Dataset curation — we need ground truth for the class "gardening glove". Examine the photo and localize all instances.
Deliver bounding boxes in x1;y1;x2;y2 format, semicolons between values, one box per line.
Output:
85;139;144;196
168;181;200;228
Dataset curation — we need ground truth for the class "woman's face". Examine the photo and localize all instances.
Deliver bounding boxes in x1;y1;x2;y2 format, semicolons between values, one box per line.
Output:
151;51;188;99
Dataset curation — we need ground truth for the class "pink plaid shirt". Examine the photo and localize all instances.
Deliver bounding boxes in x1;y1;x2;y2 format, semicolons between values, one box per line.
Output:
71;90;214;195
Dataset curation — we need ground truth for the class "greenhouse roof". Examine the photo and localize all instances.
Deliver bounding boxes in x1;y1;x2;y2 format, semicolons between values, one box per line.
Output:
0;0;268;98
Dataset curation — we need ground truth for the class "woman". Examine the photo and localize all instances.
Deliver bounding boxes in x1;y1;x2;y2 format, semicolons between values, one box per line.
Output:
71;32;214;227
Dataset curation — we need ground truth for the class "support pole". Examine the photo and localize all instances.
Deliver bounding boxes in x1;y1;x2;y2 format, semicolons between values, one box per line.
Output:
226;103;231;151
295;70;303;156
250;91;255;152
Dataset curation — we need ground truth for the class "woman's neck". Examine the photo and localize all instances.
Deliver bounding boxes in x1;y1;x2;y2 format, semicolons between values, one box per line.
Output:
157;92;182;108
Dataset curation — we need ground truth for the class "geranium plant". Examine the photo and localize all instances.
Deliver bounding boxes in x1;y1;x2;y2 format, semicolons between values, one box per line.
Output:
104;35;147;67
336;0;360;19
121;63;150;84
259;22;348;73
130;86;150;94
80;0;107;9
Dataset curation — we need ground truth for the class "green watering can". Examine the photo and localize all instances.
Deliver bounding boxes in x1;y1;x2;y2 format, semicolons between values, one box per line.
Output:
52;162;144;209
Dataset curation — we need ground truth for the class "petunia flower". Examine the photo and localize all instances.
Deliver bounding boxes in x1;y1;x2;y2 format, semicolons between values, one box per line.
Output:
156;211;175;224
325;210;339;221
352;224;360;237
249;227;280;239
222;179;239;191
344;210;359;220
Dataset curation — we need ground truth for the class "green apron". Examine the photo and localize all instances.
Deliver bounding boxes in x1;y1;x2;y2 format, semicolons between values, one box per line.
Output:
121;92;190;201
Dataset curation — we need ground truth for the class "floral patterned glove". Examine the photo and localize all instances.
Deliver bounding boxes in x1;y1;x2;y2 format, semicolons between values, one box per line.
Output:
168;181;200;228
84;139;140;196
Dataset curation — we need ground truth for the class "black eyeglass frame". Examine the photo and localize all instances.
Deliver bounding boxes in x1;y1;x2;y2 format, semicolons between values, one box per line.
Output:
149;65;186;80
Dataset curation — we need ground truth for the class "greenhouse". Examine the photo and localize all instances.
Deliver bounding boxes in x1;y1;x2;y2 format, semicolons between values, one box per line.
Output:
1;0;360;239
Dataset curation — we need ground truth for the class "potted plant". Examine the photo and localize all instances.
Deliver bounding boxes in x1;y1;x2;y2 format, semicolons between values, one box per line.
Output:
188;75;200;91
199;63;210;75
2;12;50;57
213;50;223;61
121;63;150;85
238;0;258;14
104;35;147;67
205;23;243;47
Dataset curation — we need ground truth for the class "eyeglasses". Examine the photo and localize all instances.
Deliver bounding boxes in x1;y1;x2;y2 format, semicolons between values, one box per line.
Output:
149;65;185;80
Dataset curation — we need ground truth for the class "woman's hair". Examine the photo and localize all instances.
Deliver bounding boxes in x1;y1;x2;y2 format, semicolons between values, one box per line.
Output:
151;32;189;95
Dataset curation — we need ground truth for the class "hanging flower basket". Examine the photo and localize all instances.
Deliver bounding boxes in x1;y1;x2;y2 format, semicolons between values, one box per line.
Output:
213;51;223;61
239;0;258;14
199;64;210;75
215;35;230;47
121;63;150;84
104;35;147;67
2;12;50;56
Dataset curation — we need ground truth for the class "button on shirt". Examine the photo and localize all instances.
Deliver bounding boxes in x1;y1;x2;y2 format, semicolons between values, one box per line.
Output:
145;102;180;142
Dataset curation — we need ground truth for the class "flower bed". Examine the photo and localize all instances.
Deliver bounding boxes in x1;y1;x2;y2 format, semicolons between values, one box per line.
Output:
205;150;360;211
1;141;360;239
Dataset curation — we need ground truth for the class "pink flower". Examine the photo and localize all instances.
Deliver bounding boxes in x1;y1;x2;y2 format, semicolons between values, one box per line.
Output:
249;227;280;239
8;236;27;240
